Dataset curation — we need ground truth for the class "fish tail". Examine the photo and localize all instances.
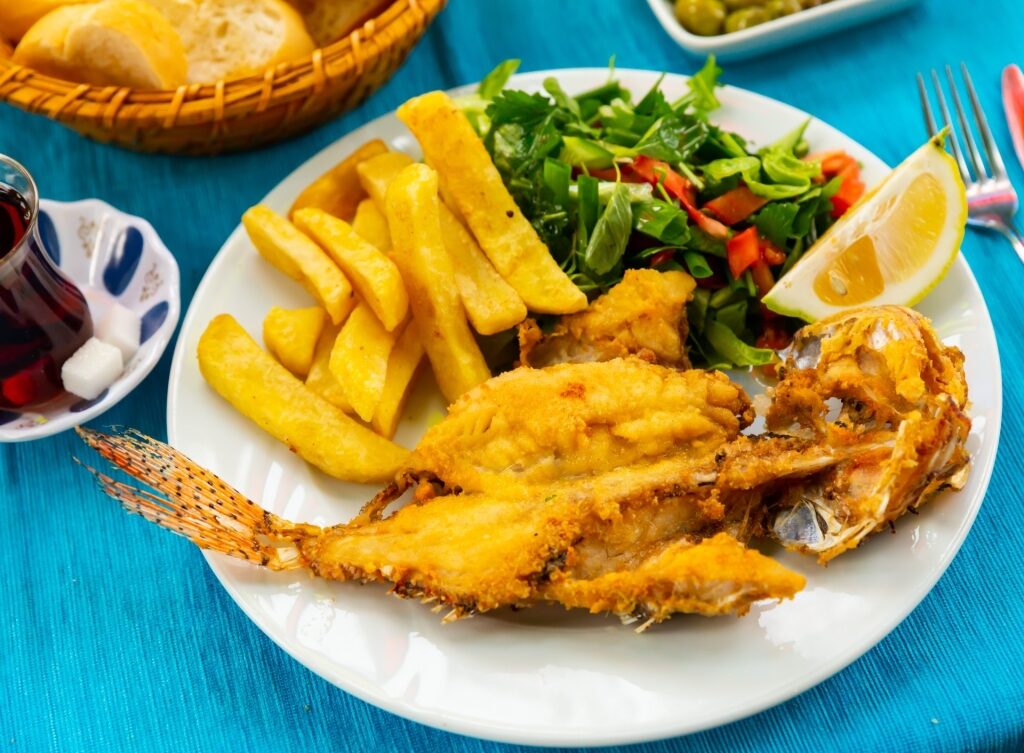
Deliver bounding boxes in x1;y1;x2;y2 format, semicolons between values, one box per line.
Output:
76;427;311;570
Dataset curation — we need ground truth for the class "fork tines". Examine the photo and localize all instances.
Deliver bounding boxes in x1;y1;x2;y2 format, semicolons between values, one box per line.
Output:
917;63;1008;184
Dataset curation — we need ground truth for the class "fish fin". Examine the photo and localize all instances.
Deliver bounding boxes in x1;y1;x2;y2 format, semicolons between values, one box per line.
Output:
75;427;310;570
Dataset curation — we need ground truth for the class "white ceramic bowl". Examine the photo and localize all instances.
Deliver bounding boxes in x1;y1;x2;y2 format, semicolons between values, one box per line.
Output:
0;199;180;442
646;0;923;60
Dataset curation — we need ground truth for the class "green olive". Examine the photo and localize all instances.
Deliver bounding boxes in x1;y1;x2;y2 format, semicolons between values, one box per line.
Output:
722;0;763;8
724;7;772;32
766;0;802;17
674;0;727;36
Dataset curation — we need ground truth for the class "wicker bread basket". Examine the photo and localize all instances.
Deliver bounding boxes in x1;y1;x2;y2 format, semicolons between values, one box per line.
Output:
0;0;446;154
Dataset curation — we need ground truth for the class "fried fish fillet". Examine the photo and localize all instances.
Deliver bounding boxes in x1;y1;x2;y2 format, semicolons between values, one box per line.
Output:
79;428;802;622
518;269;696;369
77;306;970;627
381;357;750;505
543;534;804;624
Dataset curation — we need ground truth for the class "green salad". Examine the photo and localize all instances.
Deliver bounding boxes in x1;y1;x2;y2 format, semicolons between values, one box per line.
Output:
457;57;865;368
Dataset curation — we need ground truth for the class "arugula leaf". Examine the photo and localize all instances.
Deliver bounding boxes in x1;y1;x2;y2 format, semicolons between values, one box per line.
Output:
479;59;521;100
635;200;690;246
705;320;775;366
767;118;810;156
636;73;672;117
676;56;722;116
792;176;841;237
702;155;760;183
687;226;727;258
715;300;748;335
702;128;748;159
543;77;581;119
688;288;710;334
596;99;643;136
754;202;800;247
583;183;632;275
633;114;708;163
575;80;632;108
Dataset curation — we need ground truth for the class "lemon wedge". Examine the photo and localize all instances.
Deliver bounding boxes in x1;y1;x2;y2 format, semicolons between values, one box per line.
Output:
763;134;967;322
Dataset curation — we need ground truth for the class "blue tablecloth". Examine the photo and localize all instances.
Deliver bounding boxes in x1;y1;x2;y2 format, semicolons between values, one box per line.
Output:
3;0;1024;750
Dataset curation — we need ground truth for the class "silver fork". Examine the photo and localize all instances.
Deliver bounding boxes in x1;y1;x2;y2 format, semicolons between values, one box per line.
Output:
917;63;1024;265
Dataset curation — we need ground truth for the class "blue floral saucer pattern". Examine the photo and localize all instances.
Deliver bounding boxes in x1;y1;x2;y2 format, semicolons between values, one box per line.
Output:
0;199;180;442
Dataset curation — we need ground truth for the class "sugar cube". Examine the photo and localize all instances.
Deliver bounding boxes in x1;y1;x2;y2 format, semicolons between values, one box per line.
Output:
96;302;141;363
61;338;124;401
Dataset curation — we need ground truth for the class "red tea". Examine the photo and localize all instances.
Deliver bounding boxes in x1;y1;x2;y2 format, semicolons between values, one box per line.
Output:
0;183;93;410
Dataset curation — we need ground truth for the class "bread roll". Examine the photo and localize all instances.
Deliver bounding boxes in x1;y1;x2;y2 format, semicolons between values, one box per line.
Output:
0;0;92;43
13;0;188;89
289;0;389;48
143;0;315;83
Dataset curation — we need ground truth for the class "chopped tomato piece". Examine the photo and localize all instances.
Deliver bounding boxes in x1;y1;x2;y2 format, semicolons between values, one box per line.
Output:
585;167;619;182
805;150;858;176
585;166;646;183
756;323;792;351
631;155;731;240
703;185;769;225
647;249;675;267
686;206;731;240
726;226;760;279
830;162;865;218
632;155;695;204
759;237;786;266
749;260;775;297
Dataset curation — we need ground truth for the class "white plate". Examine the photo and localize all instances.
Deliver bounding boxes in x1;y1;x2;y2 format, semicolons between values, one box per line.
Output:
165;70;1001;747
646;0;923;61
0;199;180;442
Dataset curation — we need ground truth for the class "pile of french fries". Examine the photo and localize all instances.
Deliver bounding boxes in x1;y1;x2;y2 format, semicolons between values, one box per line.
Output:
196;92;588;484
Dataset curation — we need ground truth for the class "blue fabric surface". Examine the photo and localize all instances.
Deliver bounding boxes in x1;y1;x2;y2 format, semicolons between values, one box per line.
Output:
2;0;1024;750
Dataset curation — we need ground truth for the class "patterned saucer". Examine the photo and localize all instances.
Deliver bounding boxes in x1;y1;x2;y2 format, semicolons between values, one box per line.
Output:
0;199;180;442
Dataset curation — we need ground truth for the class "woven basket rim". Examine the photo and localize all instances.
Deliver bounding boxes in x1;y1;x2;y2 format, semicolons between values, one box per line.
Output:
0;0;443;106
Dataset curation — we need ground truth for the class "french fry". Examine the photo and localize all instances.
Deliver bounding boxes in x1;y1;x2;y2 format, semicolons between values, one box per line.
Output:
242;205;355;325
372;319;425;438
305;323;353;414
293;208;408;332
351;198;391;252
397;91;587;315
262;305;326;378
355;150;527;335
289;139;388;222
385;163;491;403
356;151;415;211
329;303;397;422
198;314;408;483
438;210;527;335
